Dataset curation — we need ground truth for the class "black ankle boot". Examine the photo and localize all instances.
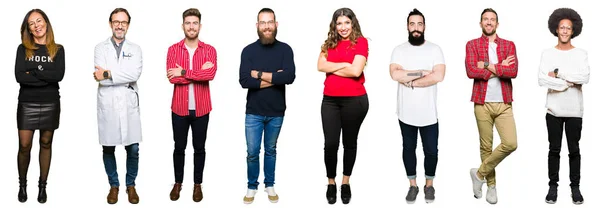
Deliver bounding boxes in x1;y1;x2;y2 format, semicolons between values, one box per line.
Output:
37;180;47;203
326;184;336;204
341;184;351;204
18;179;27;203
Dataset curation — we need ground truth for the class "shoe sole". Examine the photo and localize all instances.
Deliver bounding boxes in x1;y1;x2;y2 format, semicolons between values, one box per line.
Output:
406;200;416;204
425;199;434;203
545;200;556;204
573;201;583;205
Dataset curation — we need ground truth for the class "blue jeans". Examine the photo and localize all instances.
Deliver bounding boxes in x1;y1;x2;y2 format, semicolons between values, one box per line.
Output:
103;143;139;187
245;114;284;189
398;120;438;180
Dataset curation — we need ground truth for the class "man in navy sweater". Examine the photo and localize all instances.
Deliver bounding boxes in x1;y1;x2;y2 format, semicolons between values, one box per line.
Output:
239;7;295;204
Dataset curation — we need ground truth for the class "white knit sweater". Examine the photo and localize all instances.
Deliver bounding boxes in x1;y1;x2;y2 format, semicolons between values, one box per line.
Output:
538;47;590;118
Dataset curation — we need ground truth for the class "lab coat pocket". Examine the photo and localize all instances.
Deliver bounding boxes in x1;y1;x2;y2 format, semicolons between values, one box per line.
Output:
127;88;139;108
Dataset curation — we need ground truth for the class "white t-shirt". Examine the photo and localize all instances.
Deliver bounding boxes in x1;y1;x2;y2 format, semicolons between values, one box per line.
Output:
538;47;590;118
390;41;444;127
185;45;196;110
485;42;503;102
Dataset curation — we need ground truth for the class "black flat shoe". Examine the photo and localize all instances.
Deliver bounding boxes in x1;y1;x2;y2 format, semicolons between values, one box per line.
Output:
326;184;336;204
37;181;47;203
341;184;351;204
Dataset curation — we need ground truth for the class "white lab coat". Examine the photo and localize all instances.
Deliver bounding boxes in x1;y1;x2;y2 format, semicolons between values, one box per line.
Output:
94;37;143;146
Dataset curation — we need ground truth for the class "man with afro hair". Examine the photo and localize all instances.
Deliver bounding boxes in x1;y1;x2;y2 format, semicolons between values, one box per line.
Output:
538;7;589;205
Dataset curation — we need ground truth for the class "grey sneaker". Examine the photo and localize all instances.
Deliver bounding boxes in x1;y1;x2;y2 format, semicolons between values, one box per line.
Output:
486;185;497;204
405;186;419;204
571;186;584;205
424;186;435;203
470;168;486;199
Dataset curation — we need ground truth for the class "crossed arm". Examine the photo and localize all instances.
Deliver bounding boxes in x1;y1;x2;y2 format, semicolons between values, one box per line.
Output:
389;63;445;88
317;52;367;78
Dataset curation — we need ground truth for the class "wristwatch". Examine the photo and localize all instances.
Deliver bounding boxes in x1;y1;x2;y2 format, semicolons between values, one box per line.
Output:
103;70;109;79
181;69;186;76
553;68;559;78
484;61;489;69
258;71;263;80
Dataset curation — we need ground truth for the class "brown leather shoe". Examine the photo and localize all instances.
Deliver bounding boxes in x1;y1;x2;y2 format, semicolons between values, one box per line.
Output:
193;184;203;202
170;183;182;201
126;186;139;204
107;186;119;204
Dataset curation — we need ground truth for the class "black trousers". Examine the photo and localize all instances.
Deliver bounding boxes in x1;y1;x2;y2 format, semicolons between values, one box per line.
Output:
321;94;369;179
172;111;209;184
545;113;582;187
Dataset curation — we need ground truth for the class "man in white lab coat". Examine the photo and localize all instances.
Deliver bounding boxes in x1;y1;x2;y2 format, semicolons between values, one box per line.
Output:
93;8;143;205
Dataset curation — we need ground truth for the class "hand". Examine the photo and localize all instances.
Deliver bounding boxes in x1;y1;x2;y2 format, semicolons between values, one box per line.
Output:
477;61;484;69
547;71;557;78
251;70;259;79
167;64;183;79
201;61;214;70
94;66;106;81
502;55;516;66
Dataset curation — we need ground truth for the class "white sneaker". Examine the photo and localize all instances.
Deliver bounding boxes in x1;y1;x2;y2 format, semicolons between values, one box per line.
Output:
470;168;486;199
486;185;497;204
243;189;258;204
265;187;279;203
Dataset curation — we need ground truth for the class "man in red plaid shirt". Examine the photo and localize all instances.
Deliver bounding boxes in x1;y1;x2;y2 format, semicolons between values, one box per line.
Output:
466;8;518;205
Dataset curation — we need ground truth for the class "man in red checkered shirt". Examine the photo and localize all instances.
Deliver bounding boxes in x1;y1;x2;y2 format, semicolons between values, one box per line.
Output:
466;8;518;205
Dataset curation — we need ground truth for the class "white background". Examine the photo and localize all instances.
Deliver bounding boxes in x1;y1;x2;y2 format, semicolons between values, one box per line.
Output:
0;0;597;211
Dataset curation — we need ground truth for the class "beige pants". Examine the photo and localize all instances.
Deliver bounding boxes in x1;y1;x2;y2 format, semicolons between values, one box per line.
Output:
474;103;518;186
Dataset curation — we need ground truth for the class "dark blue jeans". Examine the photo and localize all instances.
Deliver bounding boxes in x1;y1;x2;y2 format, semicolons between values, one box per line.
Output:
172;111;209;184
398;120;438;179
245;114;284;189
103;143;139;187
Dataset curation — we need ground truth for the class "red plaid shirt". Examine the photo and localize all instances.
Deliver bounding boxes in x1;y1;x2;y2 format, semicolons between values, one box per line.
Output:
465;34;518;104
166;39;217;117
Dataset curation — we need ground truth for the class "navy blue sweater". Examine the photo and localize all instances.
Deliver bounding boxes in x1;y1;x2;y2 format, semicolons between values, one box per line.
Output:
239;39;295;117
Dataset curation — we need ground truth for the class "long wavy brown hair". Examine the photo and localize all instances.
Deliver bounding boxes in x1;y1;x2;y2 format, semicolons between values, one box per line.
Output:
320;8;363;55
20;9;61;60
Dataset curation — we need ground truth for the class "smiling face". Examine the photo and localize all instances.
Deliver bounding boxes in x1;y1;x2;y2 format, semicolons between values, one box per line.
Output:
183;15;201;40
110;11;129;41
480;11;498;36
407;14;425;45
256;11;277;45
556;19;573;44
28;12;47;42
336;15;352;40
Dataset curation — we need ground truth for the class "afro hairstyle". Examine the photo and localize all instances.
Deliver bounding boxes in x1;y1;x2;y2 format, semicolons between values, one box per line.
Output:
548;8;582;38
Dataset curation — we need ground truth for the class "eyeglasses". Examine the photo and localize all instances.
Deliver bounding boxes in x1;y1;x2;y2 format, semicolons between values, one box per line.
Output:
258;20;275;27
112;20;129;26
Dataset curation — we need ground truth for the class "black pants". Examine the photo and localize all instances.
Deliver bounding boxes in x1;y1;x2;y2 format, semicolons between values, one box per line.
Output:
545;113;581;187
321;94;369;178
398;120;439;179
172;111;209;184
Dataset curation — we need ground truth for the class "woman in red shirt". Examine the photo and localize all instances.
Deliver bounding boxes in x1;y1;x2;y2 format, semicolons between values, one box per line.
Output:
317;7;369;205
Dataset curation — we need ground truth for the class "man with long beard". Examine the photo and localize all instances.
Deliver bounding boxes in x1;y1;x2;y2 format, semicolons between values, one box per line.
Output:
389;8;445;204
239;7;296;204
165;8;218;203
466;8;518;205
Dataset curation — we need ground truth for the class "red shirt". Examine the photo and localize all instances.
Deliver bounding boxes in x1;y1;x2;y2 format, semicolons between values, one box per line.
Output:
465;34;518;104
323;36;369;97
166;39;217;117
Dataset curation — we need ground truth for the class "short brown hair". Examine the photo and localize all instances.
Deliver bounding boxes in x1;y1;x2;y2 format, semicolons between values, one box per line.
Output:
183;8;201;23
480;8;498;22
109;8;130;23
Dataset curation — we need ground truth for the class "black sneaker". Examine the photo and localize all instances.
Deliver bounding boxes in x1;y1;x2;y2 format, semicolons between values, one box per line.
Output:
340;184;351;204
545;185;557;204
326;184;336;204
571;186;584;205
406;186;419;204
424;186;435;203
